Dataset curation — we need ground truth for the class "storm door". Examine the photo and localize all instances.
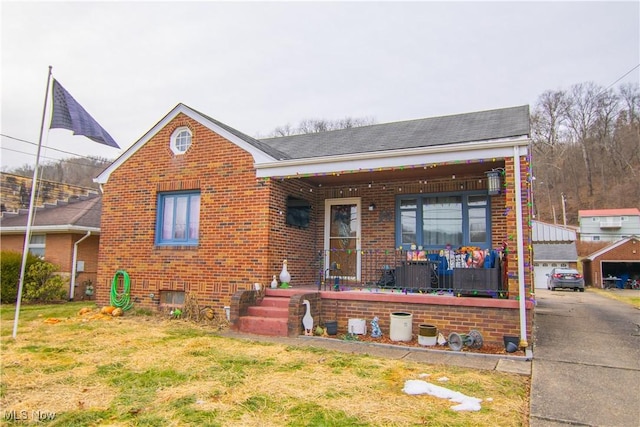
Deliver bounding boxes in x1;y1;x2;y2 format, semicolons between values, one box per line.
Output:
324;198;361;281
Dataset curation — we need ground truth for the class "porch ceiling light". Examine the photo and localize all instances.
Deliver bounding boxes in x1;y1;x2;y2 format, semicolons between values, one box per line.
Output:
486;169;502;195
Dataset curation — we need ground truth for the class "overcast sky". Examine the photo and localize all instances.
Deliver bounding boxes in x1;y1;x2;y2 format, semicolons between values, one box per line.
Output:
1;1;638;171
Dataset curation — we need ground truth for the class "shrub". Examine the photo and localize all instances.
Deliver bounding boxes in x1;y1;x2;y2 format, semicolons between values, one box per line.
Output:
1;250;41;303
23;262;67;302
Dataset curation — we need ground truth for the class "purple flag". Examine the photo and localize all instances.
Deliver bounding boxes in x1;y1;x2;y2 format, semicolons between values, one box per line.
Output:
50;79;120;148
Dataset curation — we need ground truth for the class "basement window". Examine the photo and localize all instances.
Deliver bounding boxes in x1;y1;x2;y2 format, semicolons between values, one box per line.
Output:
160;290;185;308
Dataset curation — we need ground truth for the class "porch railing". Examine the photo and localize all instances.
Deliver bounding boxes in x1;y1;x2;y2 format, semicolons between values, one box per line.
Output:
317;249;506;297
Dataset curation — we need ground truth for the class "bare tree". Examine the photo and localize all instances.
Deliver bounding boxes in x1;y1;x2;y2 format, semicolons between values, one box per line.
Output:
531;81;639;223
269;116;376;137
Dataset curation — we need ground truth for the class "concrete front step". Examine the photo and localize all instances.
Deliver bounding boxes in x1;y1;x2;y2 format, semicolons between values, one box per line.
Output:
259;296;290;308
237;316;289;336
247;305;288;318
237;294;293;337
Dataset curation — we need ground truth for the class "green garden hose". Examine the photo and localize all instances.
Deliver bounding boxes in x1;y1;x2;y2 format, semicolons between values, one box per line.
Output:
110;270;134;311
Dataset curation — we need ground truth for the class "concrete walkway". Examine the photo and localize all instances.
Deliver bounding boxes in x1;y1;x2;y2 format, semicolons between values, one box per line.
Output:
529;289;640;427
219;329;532;376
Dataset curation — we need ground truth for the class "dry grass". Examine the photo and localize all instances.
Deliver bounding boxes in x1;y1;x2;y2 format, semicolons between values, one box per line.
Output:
588;287;640;308
1;302;530;426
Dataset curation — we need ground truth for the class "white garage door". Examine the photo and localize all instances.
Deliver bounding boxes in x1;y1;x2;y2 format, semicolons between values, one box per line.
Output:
533;263;564;289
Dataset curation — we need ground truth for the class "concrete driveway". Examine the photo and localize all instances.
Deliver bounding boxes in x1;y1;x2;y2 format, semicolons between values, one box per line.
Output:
530;289;640;426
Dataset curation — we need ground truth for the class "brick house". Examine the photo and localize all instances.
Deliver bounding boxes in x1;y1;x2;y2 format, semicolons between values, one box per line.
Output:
0;193;101;299
94;104;534;347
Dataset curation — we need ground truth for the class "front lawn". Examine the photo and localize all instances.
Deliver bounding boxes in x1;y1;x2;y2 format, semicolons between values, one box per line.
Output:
1;302;529;426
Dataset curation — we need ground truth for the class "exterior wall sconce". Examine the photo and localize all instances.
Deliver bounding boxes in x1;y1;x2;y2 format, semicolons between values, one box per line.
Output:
369;203;376;211
486;169;503;195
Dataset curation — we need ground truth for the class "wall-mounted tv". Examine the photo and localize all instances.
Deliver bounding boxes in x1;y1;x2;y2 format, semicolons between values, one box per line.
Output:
286;196;311;228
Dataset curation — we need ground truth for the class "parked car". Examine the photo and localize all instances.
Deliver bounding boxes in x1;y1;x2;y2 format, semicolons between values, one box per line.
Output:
547;268;585;292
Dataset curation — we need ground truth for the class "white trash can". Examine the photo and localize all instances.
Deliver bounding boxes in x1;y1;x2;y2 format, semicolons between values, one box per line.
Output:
389;312;413;341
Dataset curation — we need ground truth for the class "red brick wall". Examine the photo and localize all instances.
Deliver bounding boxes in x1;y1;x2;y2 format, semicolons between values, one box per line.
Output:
503;156;533;299
97;114;273;310
0;232;98;276
1;234;23;254
318;293;533;347
267;180;318;286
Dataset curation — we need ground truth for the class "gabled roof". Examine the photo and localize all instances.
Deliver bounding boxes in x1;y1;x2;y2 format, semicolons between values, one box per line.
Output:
533;243;578;262
579;208;640;217
583;235;640;261
532;220;576;242
0;194;101;233
96;104;287;184
262;105;531;159
96;104;531;184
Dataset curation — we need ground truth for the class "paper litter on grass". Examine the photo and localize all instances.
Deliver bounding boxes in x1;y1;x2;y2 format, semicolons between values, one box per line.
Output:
402;379;482;411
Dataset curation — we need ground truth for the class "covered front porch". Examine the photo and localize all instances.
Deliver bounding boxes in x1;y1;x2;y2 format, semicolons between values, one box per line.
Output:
262;152;528;298
236;147;533;347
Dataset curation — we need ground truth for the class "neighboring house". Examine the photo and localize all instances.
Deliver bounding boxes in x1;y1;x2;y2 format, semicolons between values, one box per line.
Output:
578;208;640;242
581;236;640;288
0;194;101;299
531;221;578;290
94;103;534;346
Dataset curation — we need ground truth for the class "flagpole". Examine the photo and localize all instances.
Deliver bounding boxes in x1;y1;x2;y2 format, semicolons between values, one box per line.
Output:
12;66;53;339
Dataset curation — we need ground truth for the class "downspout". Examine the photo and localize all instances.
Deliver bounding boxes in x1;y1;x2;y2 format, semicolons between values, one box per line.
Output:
70;231;91;300
513;146;528;348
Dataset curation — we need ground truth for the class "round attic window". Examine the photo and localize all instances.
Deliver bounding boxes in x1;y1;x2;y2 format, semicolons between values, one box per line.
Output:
170;127;192;154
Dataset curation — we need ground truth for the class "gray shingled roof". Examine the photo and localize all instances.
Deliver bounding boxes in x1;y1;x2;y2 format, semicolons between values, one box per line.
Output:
533;243;578;262
0;195;101;230
260;105;530;160
190;106;290;160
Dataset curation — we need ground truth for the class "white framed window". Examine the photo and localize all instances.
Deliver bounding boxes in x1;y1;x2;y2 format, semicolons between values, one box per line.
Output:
28;234;46;257
170;127;192;154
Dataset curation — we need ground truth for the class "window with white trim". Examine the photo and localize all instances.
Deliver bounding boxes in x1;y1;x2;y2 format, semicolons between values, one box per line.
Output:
170;127;192;154
397;192;490;249
156;191;201;246
28;234;46;257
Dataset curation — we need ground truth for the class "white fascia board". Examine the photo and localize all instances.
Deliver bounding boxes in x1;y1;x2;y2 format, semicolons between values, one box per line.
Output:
0;226;100;234
255;136;530;178
95;104;276;184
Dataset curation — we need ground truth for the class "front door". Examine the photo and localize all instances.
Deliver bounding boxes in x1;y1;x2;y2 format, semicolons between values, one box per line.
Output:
324;198;361;281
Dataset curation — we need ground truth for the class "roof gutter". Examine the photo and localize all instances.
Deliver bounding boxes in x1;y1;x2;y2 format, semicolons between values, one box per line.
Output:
255;136;530;178
0;225;100;234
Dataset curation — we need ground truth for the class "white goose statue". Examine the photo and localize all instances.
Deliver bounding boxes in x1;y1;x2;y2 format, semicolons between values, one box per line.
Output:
279;259;291;288
302;299;313;336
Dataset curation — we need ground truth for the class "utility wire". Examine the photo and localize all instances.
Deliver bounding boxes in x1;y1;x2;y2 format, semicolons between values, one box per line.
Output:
1;134;113;170
1;133;113;159
603;63;640;92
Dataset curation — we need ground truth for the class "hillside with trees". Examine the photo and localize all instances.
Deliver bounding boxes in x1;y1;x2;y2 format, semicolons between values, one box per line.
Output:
531;82;639;225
